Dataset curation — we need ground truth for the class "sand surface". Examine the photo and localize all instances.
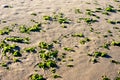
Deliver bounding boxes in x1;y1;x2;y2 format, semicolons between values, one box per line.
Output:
0;0;120;80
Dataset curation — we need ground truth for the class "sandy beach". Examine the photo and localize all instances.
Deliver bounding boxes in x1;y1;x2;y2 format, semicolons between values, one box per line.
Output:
0;0;120;80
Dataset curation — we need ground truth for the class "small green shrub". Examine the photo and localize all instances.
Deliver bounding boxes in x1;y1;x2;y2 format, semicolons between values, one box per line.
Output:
0;62;9;69
94;52;107;58
80;40;86;44
60;24;67;28
107;20;116;24
102;12;110;15
31;13;37;16
40;50;58;60
90;58;98;63
103;43;110;49
0;41;22;57
90;27;94;32
5;36;30;44
43;16;51;20
72;33;84;37
84;18;98;24
1;63;7;67
102;75;110;80
110;60;120;64
0;27;12;35
67;64;74;67
39;42;53;49
28;23;41;32
13;50;22;57
80;38;90;44
75;9;83;14
64;47;74;52
19;25;29;33
105;5;116;12
46;60;57;68
31;74;46;80
53;74;62;78
13;58;20;62
51;68;56;73
111;41;120;46
24;47;36;53
58;18;70;24
52;13;70;24
38;60;57;69
38;62;47;69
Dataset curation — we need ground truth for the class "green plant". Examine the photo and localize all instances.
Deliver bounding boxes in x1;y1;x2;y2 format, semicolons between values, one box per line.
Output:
108;30;112;33
101;52;108;57
0;27;12;35
103;43;110;49
46;60;57;68
1;63;7;67
0;41;22;57
39;42;53;49
40;50;58;60
102;75;110;80
60;24;67;28
64;47;74;52
117;21;120;24
80;39;86;44
13;58;20;62
58;18;70;24
0;62;9;69
53;40;60;44
89;57;98;63
38;60;57;69
94;52;107;58
102;12;110;15
86;10;100;18
68;58;74;61
80;38;90;44
2;44;16;54
107;20;116;24
2;20;7;23
90;27;94;32
31;13;37;16
19;25;29;33
111;41;120;46
110;60;120;64
38;62;47;69
75;9;83;14
5;36;30;44
113;27;119;29
72;33;84;37
105;5;116;12
0;40;9;48
28;23;41;32
84;18;98;24
67;64;74;67
43;15;51;20
53;74;62;78
96;8;103;10
52;13;70;24
31;74;46;80
51;68;56;73
13;50;22;57
24;47;36;53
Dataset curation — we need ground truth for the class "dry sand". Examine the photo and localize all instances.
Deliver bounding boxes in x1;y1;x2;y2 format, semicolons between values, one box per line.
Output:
0;0;120;80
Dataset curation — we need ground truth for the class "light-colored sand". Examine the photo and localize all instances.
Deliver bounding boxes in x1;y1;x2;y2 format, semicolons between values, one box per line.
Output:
0;0;120;80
